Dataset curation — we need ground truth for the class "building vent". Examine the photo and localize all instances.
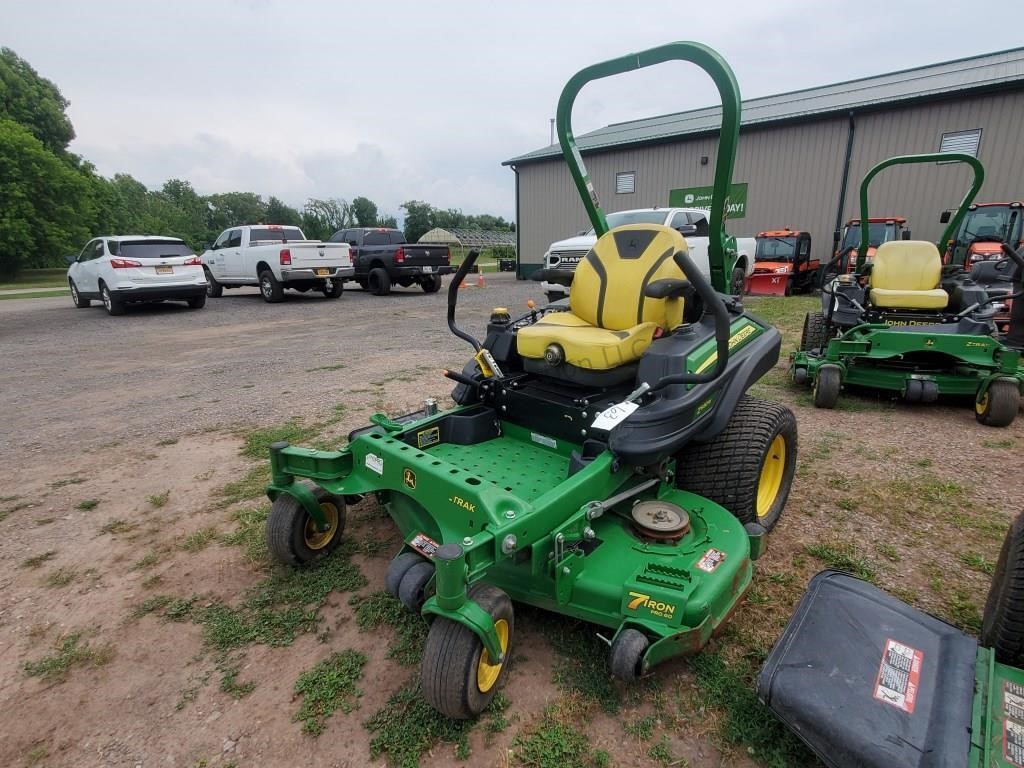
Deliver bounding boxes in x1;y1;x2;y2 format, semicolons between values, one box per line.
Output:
938;128;982;158
615;171;636;194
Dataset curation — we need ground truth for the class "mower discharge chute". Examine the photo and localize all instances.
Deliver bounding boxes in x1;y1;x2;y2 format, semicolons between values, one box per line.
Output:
791;152;1024;426
264;41;797;719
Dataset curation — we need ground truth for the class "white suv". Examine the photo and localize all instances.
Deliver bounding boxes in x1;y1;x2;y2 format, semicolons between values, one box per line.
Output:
67;236;208;316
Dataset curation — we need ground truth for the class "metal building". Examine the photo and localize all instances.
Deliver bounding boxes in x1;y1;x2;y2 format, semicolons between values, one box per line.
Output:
504;47;1024;277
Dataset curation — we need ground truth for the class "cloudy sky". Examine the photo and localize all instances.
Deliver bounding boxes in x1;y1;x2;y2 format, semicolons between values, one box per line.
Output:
6;0;1024;221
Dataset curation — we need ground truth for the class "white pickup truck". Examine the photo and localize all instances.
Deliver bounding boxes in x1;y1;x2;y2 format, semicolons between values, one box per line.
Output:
539;207;756;302
201;224;354;303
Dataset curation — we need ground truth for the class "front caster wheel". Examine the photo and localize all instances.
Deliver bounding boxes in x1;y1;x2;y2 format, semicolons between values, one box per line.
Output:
813;364;842;409
609;628;649;682
266;482;345;565
385;552;425;598
976;379;1020;428
398;561;435;613
421;584;513;720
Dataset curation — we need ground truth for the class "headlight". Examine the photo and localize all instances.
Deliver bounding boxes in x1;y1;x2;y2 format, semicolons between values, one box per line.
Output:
774;266;790;274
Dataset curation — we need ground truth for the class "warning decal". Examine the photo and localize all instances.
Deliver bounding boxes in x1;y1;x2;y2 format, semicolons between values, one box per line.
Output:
873;638;923;714
696;549;726;573
1003;682;1024;767
416;426;440;449
409;533;440;558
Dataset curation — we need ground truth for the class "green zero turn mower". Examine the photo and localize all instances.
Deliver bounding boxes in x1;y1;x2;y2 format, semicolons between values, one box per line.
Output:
759;508;1024;768
792;153;1024;426
263;42;797;719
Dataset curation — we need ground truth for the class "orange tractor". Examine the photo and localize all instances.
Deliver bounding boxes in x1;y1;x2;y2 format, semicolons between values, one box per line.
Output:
747;229;816;296
823;216;909;283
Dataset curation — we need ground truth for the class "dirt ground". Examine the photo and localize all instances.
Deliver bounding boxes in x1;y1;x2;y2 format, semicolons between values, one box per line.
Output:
1;274;1022;768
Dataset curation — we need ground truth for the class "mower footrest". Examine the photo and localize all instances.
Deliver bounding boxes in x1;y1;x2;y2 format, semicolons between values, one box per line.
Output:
757;570;976;768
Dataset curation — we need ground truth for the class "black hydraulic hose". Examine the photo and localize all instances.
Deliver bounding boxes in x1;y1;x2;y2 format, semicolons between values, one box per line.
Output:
447;249;482;352
648;249;732;391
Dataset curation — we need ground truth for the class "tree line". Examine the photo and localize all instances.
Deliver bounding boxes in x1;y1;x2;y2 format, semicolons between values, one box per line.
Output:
0;47;512;278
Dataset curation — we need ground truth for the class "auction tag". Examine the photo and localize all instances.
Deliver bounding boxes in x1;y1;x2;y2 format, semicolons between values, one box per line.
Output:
696;548;726;573
873;638;922;714
591;401;639;431
365;453;384;475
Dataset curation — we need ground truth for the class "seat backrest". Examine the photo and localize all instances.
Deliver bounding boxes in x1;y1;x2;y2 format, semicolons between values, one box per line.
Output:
871;241;942;291
569;224;687;331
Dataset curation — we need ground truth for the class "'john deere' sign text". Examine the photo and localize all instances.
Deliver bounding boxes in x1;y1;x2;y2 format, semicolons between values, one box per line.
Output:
669;183;748;219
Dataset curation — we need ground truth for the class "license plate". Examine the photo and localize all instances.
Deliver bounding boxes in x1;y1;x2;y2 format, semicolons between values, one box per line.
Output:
421;266;434;274
315;268;330;276
156;266;173;274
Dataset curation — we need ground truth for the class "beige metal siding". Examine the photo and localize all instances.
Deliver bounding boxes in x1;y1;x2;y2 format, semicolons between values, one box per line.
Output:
514;89;1024;269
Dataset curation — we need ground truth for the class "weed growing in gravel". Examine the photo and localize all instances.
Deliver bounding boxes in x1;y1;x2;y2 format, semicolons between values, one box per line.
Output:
982;438;1015;449
293;649;367;735
624;714;657;740
157;437;179;446
875;543;901;562
305;362;347;373
351;592;428;666
34;517;55;526
217;654;256;699
76;499;99;511
960;551;996;575
50;477;84;489
131;595;173;619
217;466;270;506
45;568;77;587
220;505;269;562
508;706;604;768
647;735;673;765
23;632;114;682
945;590;983;633
147;490;170;508
804;542;877;582
25;745;48;765
99;519;138;535
21;551;57;569
241;420;323;459
181;526;218;552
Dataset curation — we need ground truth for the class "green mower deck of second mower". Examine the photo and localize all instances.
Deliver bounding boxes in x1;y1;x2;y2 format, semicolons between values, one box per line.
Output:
791;153;1024;426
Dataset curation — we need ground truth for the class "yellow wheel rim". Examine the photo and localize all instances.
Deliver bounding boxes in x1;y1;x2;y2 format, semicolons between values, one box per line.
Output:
476;618;510;693
303;502;339;550
756;435;786;519
976;392;989;415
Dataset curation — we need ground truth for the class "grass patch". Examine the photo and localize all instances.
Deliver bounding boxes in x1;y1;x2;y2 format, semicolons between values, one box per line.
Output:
147;490;170;508
875;543;901;562
131;595;173;619
217;465;270;506
804;542;877;583
532;611;621;713
76;498;100;511
217;655;257;699
50;476;85;489
351;592;428;666
959;551;996;575
25;745;49;765
0;289;69;300
99;519;138;535
23;632;114;682
0;267;67;289
624;714;657;740
221;505;269;562
131;550;161;571
306;362;347;372
647;735;673;765
241;420;323;459
45;568;77;588
181;526;218;552
157;437;179;446
982;438;1015;449
946;590;983;633
509;707;605;768
21;551;57;569
687;650;813;767
293;649;367;735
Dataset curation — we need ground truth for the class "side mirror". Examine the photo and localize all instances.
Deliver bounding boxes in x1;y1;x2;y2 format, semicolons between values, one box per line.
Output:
64;254;77;265
575;230;587;237
902;230;912;241
675;224;698;236
939;211;951;224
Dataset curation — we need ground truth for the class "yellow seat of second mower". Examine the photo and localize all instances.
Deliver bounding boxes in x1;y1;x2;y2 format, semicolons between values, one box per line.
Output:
868;240;949;310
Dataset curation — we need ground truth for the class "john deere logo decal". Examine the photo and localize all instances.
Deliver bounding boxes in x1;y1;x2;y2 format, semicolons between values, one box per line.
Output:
403;468;417;489
626;591;676;619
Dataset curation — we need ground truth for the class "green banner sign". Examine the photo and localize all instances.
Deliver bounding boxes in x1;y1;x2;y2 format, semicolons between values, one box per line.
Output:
669;182;748;219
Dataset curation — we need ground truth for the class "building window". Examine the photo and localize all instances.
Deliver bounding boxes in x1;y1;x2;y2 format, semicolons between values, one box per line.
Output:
938;128;982;159
615;171;636;194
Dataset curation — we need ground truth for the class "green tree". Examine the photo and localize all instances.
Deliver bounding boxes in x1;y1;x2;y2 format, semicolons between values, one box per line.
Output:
378;213;398;229
401;200;434;243
0;119;92;277
301;198;352;240
206;192;267;233
350;196;378;227
266;196;303;228
160;179;209;246
0;47;75;153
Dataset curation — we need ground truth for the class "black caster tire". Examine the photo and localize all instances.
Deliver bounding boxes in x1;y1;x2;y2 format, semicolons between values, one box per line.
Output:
421;275;442;293
813;365;842;409
70;280;90;308
793;367;808;386
187;294;206;309
368;268;391;296
675;396;797;531
205;269;223;298
982;511;1024;665
259;270;284;303
609;628;649;682
904;378;922;403
385;552;425;598
266;482;345;565
976;380;1020;428
398;561;435;613
421;584;513;720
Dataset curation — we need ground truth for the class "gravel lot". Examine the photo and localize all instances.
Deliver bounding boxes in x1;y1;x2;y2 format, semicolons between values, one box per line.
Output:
0;273;536;464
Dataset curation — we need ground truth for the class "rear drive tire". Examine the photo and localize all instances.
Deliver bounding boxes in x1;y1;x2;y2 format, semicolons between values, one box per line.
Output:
800;312;828;352
813;365;842;409
368;268;391;296
100;283;125;316
609;628;649;682
421;584;513;720
266;482;345;565
187;294;206;309
259;270;284;303
982;510;1024;665
421;275;442;293
204;268;223;298
675;396;797;531
70;280;90;308
322;280;344;299
976;379;1020;428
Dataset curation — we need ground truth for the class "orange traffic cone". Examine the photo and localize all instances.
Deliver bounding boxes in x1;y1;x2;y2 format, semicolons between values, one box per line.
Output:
476;271;485;288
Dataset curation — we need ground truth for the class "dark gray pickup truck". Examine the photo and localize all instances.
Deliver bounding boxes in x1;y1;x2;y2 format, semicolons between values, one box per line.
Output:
328;227;454;295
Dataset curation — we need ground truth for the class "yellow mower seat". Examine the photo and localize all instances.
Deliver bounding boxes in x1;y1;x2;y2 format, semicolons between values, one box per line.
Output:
869;240;949;310
517;224;687;371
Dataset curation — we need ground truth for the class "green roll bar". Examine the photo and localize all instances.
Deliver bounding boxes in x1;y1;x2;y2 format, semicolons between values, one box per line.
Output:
555;42;742;294
856;152;985;271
